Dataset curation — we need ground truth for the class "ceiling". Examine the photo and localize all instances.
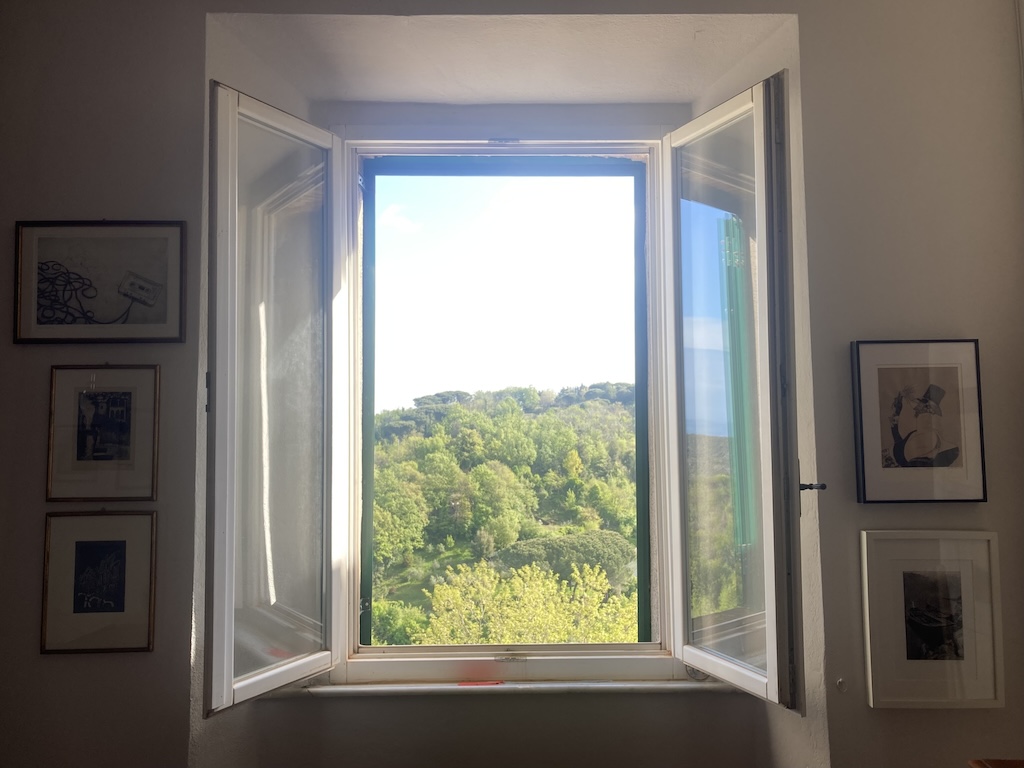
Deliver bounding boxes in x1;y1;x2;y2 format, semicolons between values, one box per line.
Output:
215;14;790;105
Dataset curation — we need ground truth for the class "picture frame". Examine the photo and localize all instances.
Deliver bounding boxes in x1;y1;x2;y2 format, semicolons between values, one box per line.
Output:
41;511;156;653
861;530;1002;708
47;365;159;501
15;220;185;343
851;339;987;502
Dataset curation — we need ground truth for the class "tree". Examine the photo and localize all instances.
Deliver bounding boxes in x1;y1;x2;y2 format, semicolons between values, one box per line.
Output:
419;561;638;645
372;462;429;570
468;460;538;549
420;449;474;542
372;599;428;645
687;473;741;616
492;529;635;591
485;398;537;472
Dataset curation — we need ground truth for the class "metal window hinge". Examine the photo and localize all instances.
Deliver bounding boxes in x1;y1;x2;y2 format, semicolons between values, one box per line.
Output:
359;597;371;613
799;483;827;491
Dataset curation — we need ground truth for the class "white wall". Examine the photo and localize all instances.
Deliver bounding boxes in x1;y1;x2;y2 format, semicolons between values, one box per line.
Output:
0;2;1021;768
803;2;1024;765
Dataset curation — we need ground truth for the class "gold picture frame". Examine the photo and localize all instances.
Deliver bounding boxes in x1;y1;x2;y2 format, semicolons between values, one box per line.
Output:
41;511;157;653
47;365;159;501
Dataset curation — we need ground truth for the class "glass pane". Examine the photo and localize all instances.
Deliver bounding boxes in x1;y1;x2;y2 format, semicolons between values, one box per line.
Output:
678;111;768;672
368;169;642;646
233;116;325;677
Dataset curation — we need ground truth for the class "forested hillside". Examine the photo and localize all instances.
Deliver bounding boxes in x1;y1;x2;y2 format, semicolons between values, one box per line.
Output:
369;382;739;645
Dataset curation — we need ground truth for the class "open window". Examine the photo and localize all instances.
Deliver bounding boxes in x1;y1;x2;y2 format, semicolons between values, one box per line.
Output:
209;84;341;711
208;73;799;711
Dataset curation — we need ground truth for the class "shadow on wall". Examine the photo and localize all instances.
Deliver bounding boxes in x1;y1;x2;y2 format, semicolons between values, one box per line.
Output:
195;689;770;768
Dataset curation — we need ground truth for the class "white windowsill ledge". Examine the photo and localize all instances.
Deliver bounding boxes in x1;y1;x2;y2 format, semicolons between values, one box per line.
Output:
271;680;736;698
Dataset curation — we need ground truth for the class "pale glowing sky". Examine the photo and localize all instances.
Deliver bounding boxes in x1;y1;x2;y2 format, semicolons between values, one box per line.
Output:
371;175;732;436
373;175;637;411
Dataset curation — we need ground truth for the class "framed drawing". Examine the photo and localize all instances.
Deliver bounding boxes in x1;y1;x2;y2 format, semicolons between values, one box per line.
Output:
42;511;156;653
15;220;185;342
47;365;159;501
861;530;1002;708
851;339;987;502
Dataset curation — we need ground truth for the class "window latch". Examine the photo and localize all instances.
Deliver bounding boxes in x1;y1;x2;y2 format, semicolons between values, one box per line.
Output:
799;482;827;491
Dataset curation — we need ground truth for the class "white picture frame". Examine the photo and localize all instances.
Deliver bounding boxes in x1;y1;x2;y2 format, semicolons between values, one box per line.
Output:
47;365;159;501
861;530;1003;708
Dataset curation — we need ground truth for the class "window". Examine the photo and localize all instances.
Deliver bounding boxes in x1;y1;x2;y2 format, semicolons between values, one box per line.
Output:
209;75;800;710
360;156;649;649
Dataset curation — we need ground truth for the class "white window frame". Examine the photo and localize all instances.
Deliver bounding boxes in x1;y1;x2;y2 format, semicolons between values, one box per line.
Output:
209;84;343;712
333;139;685;687
209;75;799;710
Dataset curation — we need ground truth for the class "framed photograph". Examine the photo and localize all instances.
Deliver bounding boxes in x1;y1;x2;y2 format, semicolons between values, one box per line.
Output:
851;339;987;502
861;530;1002;708
15;220;185;342
47;365;159;501
42;511;156;652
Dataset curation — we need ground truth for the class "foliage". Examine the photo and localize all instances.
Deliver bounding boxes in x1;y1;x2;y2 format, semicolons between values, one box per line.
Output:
686;473;742;616
491;530;635;591
368;381;743;646
419;561;638;645
372;461;429;569
371;599;428;645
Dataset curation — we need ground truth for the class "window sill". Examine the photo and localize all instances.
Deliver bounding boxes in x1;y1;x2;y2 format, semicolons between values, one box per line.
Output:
270;679;736;698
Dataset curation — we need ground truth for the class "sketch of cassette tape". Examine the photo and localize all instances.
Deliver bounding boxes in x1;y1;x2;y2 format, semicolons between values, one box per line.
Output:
117;272;164;307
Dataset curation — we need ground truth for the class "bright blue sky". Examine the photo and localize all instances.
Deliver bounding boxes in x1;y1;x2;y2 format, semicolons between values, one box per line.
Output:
679;199;733;437
372;175;732;436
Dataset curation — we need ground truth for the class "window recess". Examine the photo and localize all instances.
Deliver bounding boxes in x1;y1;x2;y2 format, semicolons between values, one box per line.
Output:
208;73;800;711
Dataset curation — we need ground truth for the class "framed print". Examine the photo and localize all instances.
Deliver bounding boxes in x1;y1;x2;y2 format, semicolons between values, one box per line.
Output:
42;511;156;652
851;339;986;502
861;530;1002;708
15;220;185;342
47;365;159;501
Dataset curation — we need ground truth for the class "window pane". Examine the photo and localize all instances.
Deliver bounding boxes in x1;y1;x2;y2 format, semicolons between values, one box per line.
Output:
233;116;325;676
366;168;644;646
678;112;768;673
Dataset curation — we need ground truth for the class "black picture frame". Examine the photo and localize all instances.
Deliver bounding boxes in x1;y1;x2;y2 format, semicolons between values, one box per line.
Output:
851;339;986;502
15;220;185;343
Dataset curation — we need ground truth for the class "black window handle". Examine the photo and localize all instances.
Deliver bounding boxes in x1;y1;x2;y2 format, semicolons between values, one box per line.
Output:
799;483;827;491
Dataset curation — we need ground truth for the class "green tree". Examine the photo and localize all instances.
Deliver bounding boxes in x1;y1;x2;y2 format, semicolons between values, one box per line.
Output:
420;561;637;644
492;529;635;590
485;398;537;472
687;473;741;616
372;462;429;570
583;475;636;542
421;449;474;542
372;599;428;645
469;460;538;549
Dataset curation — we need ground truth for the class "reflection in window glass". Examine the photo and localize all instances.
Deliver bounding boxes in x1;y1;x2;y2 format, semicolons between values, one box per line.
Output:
233;116;326;676
678;112;768;673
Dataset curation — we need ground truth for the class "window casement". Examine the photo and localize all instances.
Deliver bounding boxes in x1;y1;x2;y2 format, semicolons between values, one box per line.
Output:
208;74;801;712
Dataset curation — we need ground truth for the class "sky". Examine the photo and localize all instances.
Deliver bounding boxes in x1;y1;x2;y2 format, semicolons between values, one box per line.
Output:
373;174;637;411
371;173;735;436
